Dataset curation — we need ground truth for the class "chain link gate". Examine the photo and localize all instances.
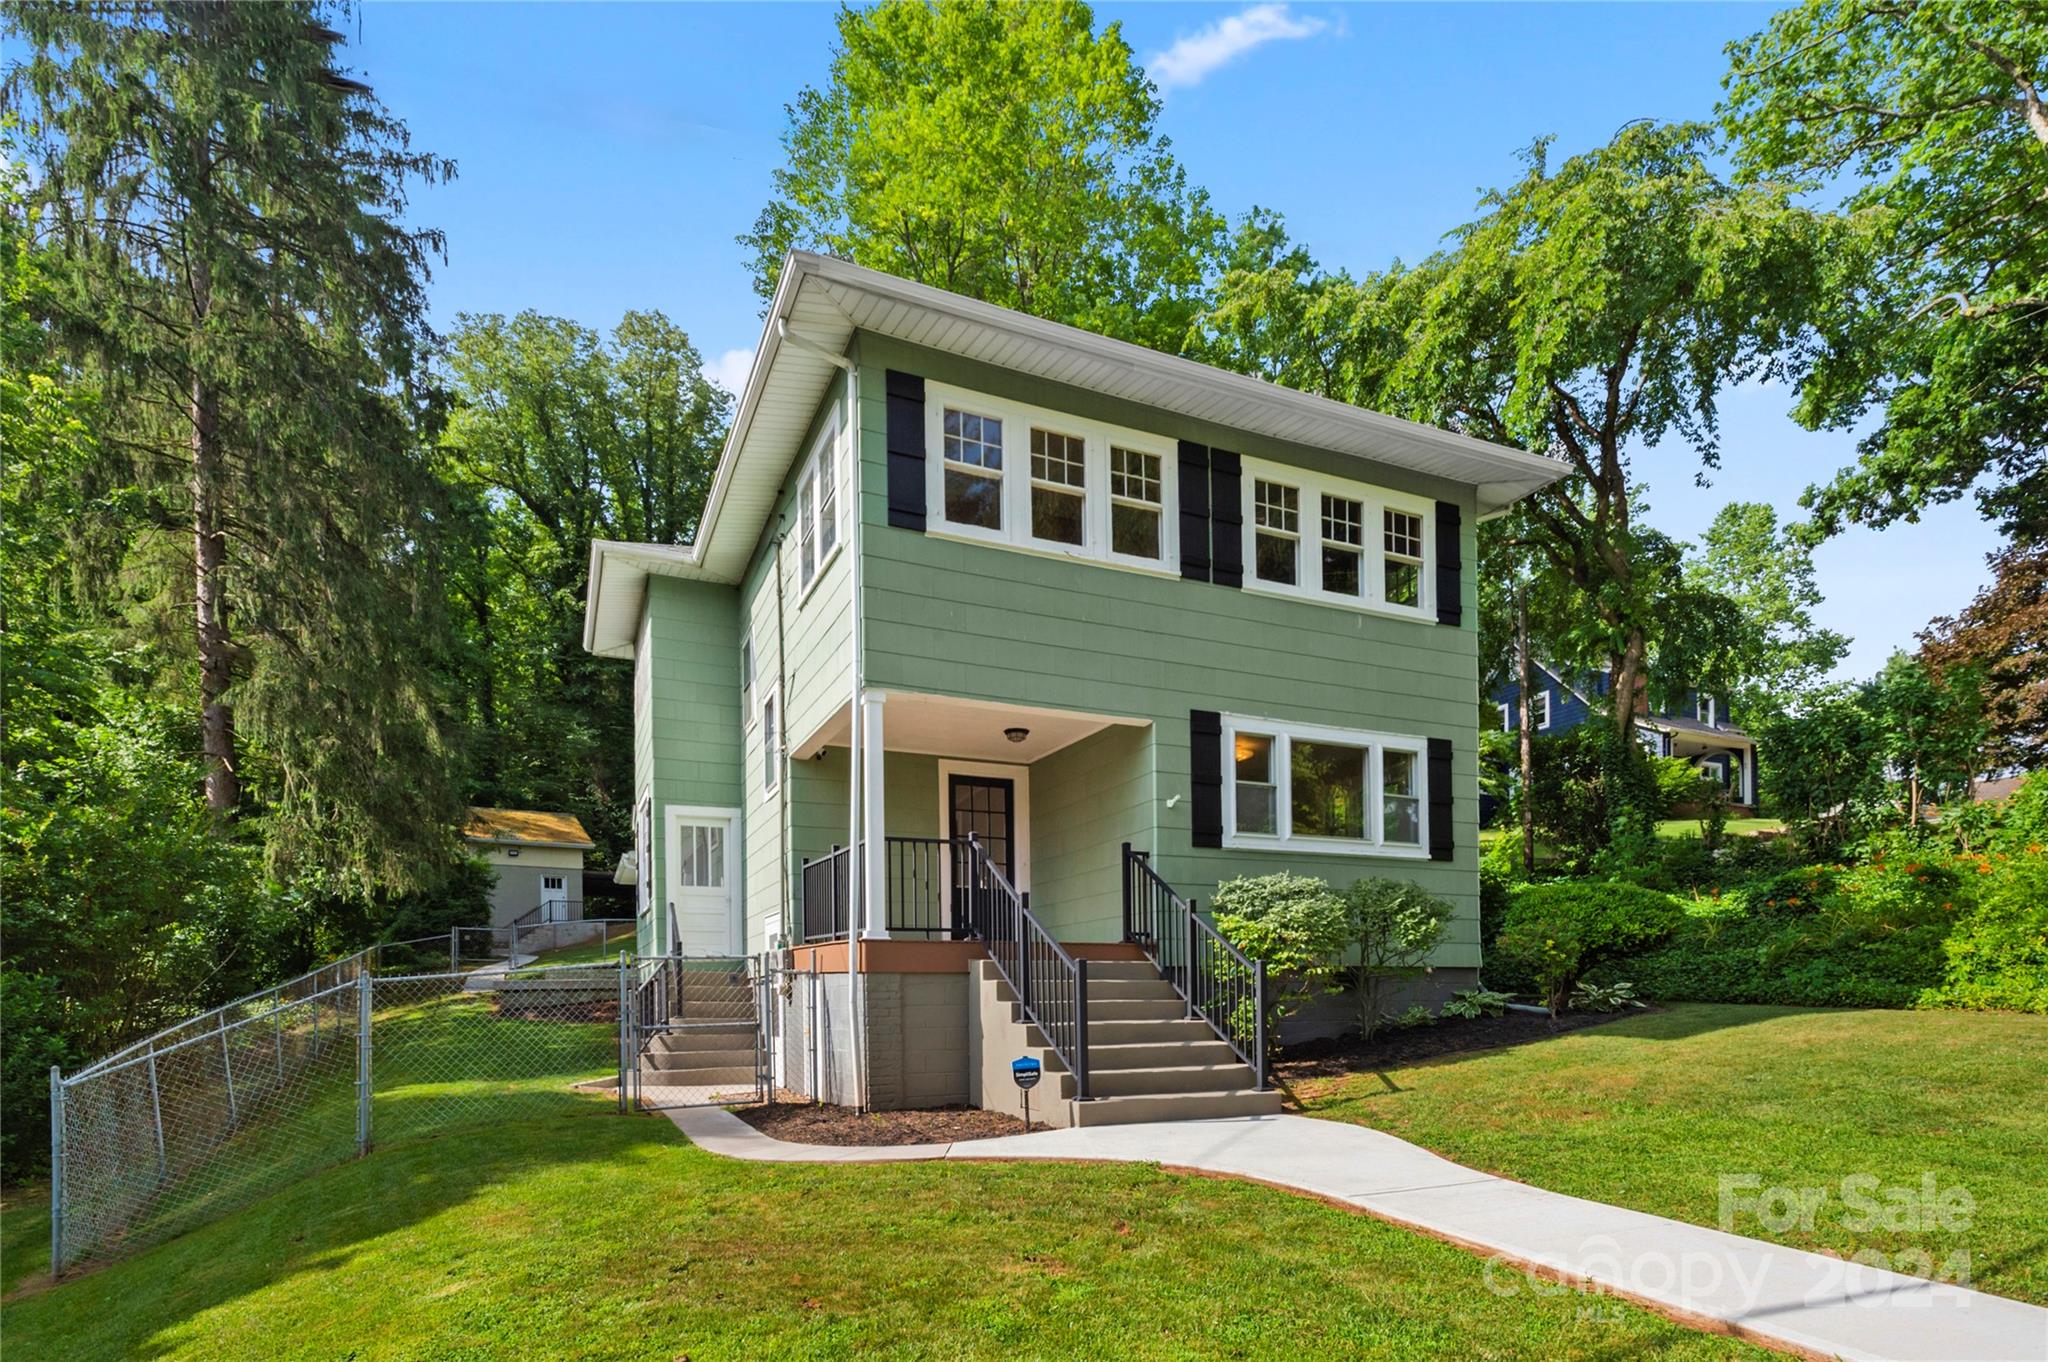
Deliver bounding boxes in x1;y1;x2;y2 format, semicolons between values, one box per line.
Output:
626;955;770;1110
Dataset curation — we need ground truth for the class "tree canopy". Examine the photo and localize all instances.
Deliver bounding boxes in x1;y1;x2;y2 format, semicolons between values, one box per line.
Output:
1723;1;2048;544
743;0;1226;352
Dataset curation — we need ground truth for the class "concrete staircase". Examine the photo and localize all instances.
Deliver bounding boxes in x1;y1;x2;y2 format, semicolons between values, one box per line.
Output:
979;957;1281;1127
637;969;760;1099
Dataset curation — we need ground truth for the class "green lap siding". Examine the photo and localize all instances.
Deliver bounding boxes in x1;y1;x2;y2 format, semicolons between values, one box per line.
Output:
851;335;1483;967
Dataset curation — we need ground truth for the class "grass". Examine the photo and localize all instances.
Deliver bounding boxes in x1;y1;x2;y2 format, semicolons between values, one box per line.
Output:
520;922;636;968
0;1110;1779;1361
2;1185;49;1296
1653;817;1784;839
1291;1003;2048;1306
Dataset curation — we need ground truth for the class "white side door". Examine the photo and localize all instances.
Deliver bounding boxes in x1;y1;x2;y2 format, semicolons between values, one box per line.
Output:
666;807;738;956
540;875;568;922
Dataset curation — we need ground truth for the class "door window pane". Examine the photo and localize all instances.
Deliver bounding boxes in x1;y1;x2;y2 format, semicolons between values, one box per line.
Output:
1291;740;1366;839
1383;749;1421;845
1234;733;1278;834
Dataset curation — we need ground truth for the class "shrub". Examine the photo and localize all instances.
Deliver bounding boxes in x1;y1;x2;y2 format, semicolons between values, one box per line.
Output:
1211;872;1348;1035
1494;882;1684;1016
1345;878;1453;1041
0;969;70;1180
1442;986;1511;1020
1570;979;1644;1012
1920;852;2048;1014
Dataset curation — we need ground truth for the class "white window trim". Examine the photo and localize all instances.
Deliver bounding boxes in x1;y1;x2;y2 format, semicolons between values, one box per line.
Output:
1498;702;1512;733
794;413;845;605
1534;690;1552;730
1701;696;1716;728
1219;713;1431;859
1241;456;1435;622
934;759;1032;895
760;685;782;794
740;634;756;730
923;380;1180;578
663;803;742;956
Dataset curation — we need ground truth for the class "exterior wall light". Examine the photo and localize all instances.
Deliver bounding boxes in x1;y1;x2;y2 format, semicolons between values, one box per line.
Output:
1004;727;1030;744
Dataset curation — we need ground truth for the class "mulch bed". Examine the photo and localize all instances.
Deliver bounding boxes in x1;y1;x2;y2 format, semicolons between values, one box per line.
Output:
734;1092;1029;1145
1275;1007;1654;1082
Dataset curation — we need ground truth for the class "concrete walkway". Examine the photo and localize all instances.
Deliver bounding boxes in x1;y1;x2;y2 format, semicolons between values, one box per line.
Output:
662;1106;2047;1362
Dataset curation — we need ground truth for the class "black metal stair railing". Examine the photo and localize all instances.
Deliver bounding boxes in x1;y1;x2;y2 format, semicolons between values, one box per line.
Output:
957;835;1091;1100
1121;844;1267;1088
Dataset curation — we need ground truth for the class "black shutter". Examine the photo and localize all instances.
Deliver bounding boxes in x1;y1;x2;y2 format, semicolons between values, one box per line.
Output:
1209;449;1243;588
1434;500;1463;626
1178;441;1211;583
1190;709;1223;848
885;370;926;531
1427;737;1454;862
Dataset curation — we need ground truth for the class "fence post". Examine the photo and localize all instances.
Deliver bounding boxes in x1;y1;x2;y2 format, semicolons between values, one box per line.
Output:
1253;958;1268;1089
274;1002;285;1084
145;1043;167;1179
450;926;460;972
616;951;630;1114
47;1066;65;1274
355;972;373;1156
218;1017;239;1128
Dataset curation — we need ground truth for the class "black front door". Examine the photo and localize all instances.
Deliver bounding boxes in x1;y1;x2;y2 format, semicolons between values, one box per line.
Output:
948;775;1017;882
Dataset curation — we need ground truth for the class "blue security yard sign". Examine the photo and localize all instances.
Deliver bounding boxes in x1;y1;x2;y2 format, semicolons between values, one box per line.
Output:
1012;1055;1042;1131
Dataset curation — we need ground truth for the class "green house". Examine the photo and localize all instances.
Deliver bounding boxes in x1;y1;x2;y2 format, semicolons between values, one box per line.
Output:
584;253;1563;1127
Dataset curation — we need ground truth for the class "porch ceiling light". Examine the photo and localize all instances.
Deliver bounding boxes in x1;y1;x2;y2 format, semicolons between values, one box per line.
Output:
1004;727;1031;744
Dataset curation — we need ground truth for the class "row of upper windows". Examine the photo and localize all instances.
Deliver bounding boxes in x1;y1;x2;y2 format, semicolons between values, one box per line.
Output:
923;382;1440;622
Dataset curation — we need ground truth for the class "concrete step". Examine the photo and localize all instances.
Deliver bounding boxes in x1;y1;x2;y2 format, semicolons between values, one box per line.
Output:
1085;1038;1241;1070
667;1001;755;1020
1073;1088;1283;1127
1070;1064;1256;1099
1084;977;1179;1001
638;1063;757;1090
643;1054;757;1081
1084;1017;1220;1045
1086;998;1188;1023
650;1028;756;1057
1077;959;1164;982
644;1041;756;1068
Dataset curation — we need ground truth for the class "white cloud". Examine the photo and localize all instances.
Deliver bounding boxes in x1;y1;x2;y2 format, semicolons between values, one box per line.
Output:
1150;4;1328;91
705;346;754;399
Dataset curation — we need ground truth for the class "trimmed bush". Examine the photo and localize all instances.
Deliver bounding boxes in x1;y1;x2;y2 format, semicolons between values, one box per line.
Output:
1345;878;1453;1040
1211;872;1348;1032
1494;882;1683;1016
1920;853;2048;1014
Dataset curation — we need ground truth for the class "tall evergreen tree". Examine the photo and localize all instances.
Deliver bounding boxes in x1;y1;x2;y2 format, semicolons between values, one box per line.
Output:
5;1;463;891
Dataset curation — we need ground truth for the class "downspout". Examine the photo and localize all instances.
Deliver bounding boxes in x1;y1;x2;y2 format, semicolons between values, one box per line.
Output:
772;526;790;960
780;319;867;1111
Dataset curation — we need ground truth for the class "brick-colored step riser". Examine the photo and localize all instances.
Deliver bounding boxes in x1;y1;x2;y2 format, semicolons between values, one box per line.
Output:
1075;1090;1283;1126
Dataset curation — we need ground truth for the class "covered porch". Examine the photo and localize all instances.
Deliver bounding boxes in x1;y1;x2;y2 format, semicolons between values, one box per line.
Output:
1658;723;1757;811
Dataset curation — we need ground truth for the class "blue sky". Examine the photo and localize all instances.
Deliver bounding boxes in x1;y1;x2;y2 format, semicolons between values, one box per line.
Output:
341;1;1997;681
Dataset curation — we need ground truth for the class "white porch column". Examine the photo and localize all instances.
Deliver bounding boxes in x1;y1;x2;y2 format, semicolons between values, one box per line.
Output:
860;690;890;940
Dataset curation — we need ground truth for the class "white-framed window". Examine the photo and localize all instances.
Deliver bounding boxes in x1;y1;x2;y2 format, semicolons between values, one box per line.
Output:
1534;690;1552;729
1240;456;1434;619
1701;696;1716;728
1498;702;1512;732
1220;713;1429;857
761;687;780;793
926;382;1178;573
795;418;842;596
740;634;755;728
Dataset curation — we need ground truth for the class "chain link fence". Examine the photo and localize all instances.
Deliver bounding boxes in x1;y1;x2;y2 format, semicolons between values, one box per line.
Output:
49;958;636;1273
628;956;767;1110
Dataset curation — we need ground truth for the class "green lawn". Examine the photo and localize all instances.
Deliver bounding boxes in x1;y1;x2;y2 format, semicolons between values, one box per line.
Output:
1653;817;1784;839
521;921;636;968
1292;1003;2047;1306
0;1110;1776;1361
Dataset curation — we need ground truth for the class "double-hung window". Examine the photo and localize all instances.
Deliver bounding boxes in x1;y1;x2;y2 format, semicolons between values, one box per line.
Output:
1222;714;1428;856
927;382;1176;572
1253;479;1301;586
761;689;780;793
1242;457;1433;618
795;423;840;594
942;407;1004;531
1109;446;1162;560
1029;428;1086;546
1534;690;1552;729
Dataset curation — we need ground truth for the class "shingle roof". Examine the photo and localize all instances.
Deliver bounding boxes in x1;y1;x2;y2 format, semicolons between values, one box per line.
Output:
463;807;595;850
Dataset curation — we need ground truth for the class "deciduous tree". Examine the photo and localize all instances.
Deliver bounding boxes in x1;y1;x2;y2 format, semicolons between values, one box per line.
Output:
1919;543;2048;769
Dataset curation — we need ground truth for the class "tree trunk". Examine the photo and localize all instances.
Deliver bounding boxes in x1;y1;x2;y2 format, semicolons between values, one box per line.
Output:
192;373;239;814
1515;585;1536;875
1611;629;1648;746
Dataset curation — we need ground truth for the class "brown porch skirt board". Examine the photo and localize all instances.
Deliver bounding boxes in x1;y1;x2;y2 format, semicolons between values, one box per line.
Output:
785;939;1143;974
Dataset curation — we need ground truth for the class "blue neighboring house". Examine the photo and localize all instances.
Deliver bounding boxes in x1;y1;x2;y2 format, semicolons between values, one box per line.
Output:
1490;662;1759;811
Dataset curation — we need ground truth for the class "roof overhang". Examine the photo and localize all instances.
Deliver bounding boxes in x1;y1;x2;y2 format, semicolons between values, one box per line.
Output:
585;251;1569;658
